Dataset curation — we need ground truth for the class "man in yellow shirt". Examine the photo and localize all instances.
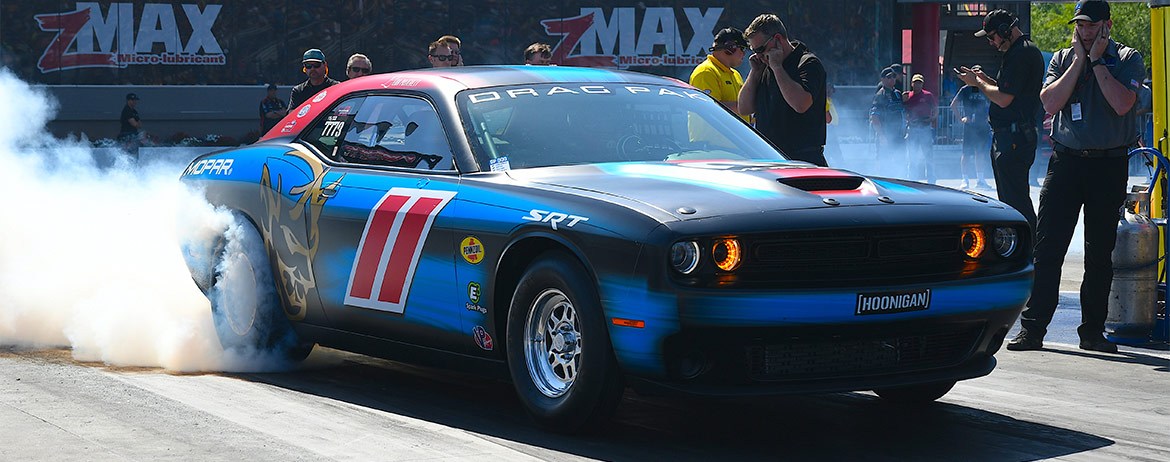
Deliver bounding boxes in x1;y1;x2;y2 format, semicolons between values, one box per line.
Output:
690;28;749;123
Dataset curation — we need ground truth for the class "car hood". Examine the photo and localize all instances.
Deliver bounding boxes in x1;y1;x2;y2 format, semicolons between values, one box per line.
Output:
505;160;1003;222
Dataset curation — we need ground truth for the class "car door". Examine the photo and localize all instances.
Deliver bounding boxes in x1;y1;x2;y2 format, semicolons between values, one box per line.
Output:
308;94;465;349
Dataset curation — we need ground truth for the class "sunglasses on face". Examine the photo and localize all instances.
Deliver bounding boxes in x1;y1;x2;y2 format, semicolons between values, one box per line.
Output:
430;54;456;61
348;66;370;74
751;36;776;54
303;62;323;69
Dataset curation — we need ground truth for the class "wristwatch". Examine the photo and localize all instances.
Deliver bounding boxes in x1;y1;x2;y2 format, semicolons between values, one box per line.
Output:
1090;58;1106;68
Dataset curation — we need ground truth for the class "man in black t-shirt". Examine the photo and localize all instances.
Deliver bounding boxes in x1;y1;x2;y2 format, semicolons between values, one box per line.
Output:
118;92;141;157
738;13;827;166
957;9;1044;231
290;48;340;109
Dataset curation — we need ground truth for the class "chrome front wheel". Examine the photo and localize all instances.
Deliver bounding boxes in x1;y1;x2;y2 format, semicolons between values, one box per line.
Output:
524;288;582;398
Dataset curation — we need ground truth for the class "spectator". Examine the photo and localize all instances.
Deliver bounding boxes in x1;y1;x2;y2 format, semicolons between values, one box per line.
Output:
438;35;463;66
428;41;459;68
870;67;906;176
903;74;938;183
524;43;552;65
738;13;828;166
958;8;1043;232
1011;0;1144;353
346;54;372;80
290;48;340;108
950;65;992;189
690;27;749;122
825;83;841;165
889;63;906;93
118;93;142;157
259;83;287;135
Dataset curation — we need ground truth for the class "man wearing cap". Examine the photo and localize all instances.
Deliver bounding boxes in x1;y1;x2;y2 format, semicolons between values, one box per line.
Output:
345;54;372;80
951;64;992;189
903;73;938;183
118;92;142;157
870;67;905;176
738;14;827;166
690;27;749;123
290;48;340;108
1009;0;1145;353
889;63;906;93
259;83;287;134
957;8;1043;233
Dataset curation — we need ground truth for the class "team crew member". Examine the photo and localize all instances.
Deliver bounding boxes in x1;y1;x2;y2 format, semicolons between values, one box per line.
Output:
951;65;992;189
428;41;459;68
957;9;1044;231
259;83;287;134
690;27;749;123
290;48;340;108
871;67;905;176
524;43;552;65
346;53;372;80
1010;0;1144;353
903;73;938;183
738;13;827;166
118;92;142;157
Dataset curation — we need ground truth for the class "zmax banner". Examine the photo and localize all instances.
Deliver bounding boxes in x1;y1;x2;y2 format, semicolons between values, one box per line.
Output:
1;1;895;86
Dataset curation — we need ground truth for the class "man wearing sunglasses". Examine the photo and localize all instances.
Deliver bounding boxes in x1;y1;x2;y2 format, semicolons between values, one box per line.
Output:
290;48;340;108
346;53;373;80
428;41;458;68
690;27;749;123
438;35;464;66
738;14;828;166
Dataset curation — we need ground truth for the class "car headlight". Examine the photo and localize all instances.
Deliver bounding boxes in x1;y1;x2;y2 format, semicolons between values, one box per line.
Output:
711;238;742;271
961;228;986;259
670;241;700;274
993;227;1018;257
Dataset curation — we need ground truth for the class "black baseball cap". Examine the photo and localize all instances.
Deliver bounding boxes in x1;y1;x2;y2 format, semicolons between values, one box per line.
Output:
267;83;278;90
1070;1;1110;24
125;92;139;100
710;27;748;51
975;9;1016;38
881;67;896;78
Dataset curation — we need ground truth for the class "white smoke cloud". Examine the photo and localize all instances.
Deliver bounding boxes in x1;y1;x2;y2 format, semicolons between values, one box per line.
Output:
0;68;320;372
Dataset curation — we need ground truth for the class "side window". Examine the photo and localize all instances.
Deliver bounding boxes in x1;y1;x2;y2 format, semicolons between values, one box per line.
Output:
301;97;365;158
337;95;453;170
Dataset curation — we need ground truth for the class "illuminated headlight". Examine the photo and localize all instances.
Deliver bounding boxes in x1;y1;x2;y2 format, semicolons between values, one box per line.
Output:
670;241;700;274
993;227;1018;257
712;238;742;272
961;228;986;259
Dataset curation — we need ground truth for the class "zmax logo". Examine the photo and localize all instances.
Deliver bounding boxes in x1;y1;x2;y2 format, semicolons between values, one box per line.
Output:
523;210;589;230
344;188;456;314
540;7;722;68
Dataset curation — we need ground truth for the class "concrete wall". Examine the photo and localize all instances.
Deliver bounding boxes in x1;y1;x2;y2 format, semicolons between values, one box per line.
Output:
38;85;292;142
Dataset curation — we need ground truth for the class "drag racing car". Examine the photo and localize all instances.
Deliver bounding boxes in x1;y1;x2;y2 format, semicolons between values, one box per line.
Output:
180;66;1032;431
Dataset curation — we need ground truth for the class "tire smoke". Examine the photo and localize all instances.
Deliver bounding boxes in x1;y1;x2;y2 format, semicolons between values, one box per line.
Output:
0;69;311;372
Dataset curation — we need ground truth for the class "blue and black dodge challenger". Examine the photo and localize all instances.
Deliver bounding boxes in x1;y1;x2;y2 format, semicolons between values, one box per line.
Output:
180;66;1032;431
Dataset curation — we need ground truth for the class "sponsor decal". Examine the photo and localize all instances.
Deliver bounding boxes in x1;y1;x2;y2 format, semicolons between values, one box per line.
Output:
467;85;706;104
183;157;233;176
540;7;722;68
856;289;931;315
296;105;311;118
381;77;422;88
472;325;494;351
280;119;297;133
335;105;353;116
34;3;225;73
465;281;486;314
523;210;589;230
311;91;327;103
343;188;457;314
488;156;510;172
460;236;484;264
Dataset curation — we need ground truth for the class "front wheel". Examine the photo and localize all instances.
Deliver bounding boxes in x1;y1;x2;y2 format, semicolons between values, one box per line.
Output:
873;380;956;404
208;215;312;361
506;251;623;432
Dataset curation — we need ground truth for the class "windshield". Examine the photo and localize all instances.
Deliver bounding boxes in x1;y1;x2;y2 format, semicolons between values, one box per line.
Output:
457;83;789;171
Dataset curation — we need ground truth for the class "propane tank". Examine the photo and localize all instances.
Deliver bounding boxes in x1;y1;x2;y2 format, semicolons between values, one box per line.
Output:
1106;189;1159;343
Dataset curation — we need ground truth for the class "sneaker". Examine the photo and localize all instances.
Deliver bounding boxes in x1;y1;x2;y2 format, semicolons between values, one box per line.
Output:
1079;335;1119;353
960;180;970;189
975;181;990;189
1006;332;1043;351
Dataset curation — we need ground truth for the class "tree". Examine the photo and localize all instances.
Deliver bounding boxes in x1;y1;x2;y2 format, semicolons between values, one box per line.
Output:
1031;2;1151;73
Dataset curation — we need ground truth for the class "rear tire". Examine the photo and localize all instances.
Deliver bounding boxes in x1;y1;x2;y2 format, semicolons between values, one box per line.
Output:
873;380;956;404
208;215;312;362
506;251;623;432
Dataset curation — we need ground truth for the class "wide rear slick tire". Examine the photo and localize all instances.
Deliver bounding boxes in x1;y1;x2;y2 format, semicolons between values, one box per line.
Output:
506;251;623;432
208;215;312;362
